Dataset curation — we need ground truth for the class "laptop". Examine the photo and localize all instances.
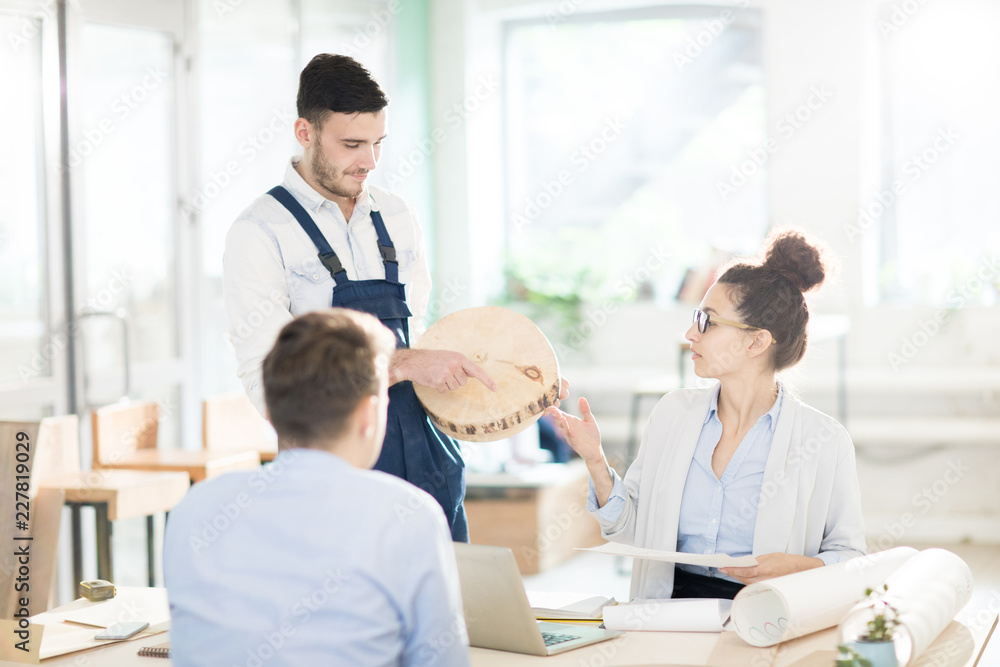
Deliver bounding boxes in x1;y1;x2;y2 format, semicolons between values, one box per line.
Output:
453;543;622;656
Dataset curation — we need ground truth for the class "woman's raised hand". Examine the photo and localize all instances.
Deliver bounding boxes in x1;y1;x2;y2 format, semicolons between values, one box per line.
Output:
544;397;603;463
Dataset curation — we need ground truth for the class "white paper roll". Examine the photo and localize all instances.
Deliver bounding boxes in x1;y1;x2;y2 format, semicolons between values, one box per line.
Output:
731;546;918;647
838;548;974;665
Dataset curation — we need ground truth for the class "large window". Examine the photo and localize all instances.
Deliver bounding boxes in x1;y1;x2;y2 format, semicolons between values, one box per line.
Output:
875;0;1000;306
0;11;46;387
197;0;392;397
503;7;766;306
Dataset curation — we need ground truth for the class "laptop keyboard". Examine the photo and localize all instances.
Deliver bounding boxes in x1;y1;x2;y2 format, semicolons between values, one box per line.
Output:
541;631;581;647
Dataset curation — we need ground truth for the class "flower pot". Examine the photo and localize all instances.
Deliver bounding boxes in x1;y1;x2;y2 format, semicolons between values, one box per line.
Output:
847;639;898;667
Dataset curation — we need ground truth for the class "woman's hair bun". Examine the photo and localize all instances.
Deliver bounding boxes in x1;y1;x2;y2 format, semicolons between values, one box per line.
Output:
762;230;826;293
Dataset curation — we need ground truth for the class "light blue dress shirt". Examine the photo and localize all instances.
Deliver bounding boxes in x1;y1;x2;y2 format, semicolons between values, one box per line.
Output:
674;384;782;582
164;448;469;667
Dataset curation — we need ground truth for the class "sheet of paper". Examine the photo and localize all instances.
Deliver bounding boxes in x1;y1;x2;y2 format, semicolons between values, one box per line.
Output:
603;598;732;632
49;588;170;629
578;542;758;568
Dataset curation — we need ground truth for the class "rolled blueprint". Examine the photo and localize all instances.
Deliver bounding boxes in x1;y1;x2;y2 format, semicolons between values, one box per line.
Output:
838;548;974;665
730;546;918;647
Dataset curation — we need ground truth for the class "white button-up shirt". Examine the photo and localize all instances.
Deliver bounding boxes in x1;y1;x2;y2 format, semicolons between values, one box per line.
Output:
223;158;432;415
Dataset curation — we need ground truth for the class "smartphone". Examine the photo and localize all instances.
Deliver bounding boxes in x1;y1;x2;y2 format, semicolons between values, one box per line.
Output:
94;621;150;640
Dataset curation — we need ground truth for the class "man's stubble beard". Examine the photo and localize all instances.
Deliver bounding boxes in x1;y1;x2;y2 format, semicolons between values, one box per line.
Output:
312;148;365;200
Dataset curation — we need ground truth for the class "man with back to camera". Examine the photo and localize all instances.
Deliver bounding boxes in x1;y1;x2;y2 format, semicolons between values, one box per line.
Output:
164;308;470;665
223;54;497;541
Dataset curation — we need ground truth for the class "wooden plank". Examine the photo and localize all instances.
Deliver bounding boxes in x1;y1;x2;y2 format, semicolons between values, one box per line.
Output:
39;470;189;521
98;449;260;483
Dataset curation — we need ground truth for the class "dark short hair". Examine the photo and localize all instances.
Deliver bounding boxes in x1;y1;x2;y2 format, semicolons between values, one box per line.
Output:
262;309;395;448
717;230;828;371
296;54;389;128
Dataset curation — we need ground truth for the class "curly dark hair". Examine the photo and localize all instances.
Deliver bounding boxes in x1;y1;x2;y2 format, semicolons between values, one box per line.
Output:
717;230;828;371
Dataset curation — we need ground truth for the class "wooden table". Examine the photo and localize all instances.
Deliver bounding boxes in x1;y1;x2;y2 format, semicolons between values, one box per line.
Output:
3;588;994;666
470;615;999;666
0;588;170;665
39;470;189;586
464;460;604;575
97;449;260;483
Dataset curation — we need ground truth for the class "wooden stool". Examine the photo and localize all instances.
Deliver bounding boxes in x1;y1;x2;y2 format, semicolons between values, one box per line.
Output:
91;400;261;484
0;420;65;615
202;392;278;463
27;415;190;587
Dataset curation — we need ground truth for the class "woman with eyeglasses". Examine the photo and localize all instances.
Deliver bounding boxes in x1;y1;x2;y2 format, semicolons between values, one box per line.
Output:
545;230;865;601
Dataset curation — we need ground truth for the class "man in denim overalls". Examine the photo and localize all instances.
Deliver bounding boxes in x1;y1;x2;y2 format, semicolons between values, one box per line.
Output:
224;54;498;541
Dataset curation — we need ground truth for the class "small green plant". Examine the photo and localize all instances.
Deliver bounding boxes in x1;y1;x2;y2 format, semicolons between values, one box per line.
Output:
862;585;897;642
837;584;898;666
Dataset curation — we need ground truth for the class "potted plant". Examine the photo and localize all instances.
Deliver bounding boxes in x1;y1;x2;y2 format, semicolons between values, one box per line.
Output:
836;585;899;667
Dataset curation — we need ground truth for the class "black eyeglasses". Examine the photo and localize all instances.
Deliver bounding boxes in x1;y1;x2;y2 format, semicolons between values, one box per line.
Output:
692;309;778;344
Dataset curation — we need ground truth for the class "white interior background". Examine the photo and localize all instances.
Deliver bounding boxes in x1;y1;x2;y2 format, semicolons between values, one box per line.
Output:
1;0;998;595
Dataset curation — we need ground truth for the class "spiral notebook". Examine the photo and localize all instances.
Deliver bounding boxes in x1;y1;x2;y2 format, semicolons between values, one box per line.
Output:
137;642;171;658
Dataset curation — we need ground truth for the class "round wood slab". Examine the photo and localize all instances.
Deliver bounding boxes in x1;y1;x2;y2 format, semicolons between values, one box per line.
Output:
413;306;561;443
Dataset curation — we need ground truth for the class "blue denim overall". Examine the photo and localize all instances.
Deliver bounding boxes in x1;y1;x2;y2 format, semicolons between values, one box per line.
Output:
268;186;468;541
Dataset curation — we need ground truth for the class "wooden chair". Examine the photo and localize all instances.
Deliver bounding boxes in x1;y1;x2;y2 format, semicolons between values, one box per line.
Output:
0;420;65;616
91;400;260;484
28;415;189;587
202;392;279;463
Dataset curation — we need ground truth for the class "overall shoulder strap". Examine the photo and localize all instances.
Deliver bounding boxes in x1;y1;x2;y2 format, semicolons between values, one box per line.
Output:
267;185;347;284
367;193;399;284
